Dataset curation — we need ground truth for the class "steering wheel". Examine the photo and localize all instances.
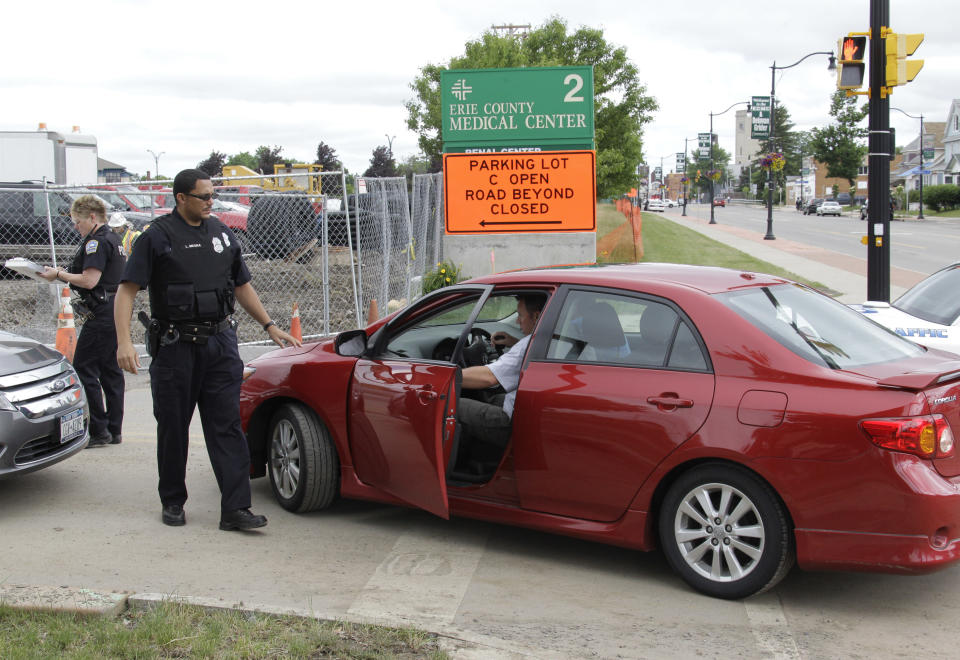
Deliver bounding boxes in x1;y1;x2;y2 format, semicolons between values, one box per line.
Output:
459;327;497;367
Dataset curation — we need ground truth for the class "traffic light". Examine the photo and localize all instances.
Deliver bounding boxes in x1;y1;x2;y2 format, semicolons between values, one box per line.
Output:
886;32;924;87
837;35;867;90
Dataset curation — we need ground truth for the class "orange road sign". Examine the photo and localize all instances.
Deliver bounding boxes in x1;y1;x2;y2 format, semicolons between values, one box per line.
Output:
443;150;596;234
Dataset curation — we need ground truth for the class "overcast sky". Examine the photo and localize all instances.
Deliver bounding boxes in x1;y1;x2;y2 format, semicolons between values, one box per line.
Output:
4;0;954;180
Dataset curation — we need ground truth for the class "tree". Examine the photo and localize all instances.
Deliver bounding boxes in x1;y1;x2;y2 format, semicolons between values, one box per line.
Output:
197;151;226;177
405;17;658;197
315;141;342;172
810;90;868;187
685;144;731;196
227;151;258;170
363;145;398;177
255;145;285;175
396;153;431;179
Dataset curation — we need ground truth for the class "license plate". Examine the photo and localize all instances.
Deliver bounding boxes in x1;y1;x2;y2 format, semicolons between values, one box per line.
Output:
60;409;85;444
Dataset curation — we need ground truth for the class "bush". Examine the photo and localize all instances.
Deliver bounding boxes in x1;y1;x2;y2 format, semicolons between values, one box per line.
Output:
922;184;960;212
421;260;463;294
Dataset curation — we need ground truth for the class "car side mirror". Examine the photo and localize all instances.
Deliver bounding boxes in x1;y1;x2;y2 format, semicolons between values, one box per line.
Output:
335;329;368;357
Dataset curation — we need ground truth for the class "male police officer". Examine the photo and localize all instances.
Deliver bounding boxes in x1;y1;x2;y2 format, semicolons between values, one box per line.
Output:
42;195;125;447
114;169;300;530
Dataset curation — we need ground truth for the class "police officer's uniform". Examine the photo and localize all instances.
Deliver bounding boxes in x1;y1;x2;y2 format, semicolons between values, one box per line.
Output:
70;223;125;442
121;209;252;513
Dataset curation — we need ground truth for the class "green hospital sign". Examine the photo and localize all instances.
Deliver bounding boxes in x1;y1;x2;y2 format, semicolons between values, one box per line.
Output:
441;66;595;150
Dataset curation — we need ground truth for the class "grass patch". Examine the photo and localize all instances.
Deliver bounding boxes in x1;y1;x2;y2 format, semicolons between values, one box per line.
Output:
0;601;448;659
596;203;828;289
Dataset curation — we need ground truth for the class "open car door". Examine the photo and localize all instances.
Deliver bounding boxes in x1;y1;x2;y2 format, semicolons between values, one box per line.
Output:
347;285;492;519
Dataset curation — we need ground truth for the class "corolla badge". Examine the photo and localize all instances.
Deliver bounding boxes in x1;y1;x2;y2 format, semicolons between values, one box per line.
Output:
934;395;957;405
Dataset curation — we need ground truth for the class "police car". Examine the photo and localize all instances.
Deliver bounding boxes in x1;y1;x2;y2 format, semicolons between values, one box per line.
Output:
852;263;960;356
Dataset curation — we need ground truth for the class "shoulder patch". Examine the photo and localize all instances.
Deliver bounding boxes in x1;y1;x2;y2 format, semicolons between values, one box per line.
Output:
85;240;99;254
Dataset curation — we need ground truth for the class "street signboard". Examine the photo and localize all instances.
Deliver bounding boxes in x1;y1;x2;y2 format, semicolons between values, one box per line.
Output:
443;151;596;234
676;152;686;171
751;96;771;139
922;148;935;160
440;66;595;150
698;133;712;159
653;166;662;181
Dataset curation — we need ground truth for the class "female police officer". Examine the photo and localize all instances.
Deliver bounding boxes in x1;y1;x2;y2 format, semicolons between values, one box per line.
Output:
42;195;125;448
114;169;300;530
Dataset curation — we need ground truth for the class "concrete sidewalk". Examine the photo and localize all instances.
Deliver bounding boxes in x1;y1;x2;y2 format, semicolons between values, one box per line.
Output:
660;206;924;303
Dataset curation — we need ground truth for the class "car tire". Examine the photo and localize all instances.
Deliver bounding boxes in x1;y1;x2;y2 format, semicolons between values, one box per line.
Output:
658;463;795;599
267;402;339;513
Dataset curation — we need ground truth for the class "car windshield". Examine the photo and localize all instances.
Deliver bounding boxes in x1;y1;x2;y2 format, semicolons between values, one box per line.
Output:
894;265;960;326
719;283;923;369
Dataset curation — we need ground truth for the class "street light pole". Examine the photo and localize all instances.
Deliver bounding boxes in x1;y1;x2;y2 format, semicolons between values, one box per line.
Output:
384;134;396;157
147;149;165;180
682;136;697;216
708;101;750;224
765;50;836;240
890;107;926;219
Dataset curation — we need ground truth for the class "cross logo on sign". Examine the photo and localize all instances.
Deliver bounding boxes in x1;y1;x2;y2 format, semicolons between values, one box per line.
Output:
451;79;473;100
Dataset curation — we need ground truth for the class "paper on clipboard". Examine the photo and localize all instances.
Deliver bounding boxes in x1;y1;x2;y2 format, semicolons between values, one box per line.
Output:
4;257;48;282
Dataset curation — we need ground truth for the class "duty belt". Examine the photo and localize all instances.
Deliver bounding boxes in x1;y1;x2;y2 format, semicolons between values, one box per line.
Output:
158;317;235;346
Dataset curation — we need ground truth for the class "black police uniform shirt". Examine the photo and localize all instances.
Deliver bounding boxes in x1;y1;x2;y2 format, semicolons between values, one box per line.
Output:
121;208;250;322
70;223;124;305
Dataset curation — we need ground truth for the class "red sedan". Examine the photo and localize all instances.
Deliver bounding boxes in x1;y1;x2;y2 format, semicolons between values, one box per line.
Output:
239;264;960;599
713;198;726;207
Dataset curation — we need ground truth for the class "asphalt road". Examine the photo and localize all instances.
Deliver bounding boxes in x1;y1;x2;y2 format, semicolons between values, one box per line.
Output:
684;202;960;274
4;354;960;657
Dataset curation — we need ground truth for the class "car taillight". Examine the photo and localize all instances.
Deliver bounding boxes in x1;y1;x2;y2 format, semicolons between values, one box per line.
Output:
860;415;955;459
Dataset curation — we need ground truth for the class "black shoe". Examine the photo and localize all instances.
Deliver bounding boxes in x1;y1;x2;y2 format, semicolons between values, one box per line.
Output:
162;504;186;526
219;508;267;531
86;433;111;448
108;433;122;445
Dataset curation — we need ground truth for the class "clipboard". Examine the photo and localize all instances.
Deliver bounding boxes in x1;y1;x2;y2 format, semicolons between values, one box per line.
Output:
4;257;49;283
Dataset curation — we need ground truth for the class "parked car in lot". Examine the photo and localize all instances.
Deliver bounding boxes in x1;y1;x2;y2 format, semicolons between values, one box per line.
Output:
803;198;824;215
239;263;960;599
853;263;960;356
817;200;843;216
836;192;852;205
0;329;88;477
646;198;665;211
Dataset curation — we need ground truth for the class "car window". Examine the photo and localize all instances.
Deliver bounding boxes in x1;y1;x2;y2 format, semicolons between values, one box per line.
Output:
894;265;960;326
546;290;708;370
719;283;924;368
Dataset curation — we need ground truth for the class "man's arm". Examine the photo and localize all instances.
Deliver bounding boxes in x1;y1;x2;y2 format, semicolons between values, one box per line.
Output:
234;282;302;347
461;365;499;389
114;281;140;374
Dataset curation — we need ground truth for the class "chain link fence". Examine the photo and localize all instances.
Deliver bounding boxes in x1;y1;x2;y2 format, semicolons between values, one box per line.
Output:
1;171;445;347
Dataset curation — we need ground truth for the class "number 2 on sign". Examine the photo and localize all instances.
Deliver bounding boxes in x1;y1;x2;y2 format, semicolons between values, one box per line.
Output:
563;74;584;102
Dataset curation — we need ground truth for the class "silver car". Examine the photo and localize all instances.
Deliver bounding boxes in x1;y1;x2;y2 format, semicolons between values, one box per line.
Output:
817;200;843;216
0;330;89;477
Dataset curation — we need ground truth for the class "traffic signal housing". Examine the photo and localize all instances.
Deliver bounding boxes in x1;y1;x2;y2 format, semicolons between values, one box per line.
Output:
837;35;867;90
886;32;924;87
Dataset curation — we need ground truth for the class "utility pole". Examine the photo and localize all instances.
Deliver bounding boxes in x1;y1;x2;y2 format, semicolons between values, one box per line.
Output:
866;0;891;301
147;149;164;180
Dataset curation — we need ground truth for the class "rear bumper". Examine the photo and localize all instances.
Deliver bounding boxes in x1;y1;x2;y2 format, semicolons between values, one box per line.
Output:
796;528;960;574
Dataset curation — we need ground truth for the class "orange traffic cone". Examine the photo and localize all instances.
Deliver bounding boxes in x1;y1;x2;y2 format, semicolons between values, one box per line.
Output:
367;298;379;324
290;301;302;343
55;287;77;362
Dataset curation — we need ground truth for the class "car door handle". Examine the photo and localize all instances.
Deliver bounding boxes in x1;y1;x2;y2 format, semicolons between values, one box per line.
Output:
417;389;439;404
647;395;694;410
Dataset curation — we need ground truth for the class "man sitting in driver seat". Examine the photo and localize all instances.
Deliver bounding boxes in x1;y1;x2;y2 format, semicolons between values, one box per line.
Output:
458;294;545;466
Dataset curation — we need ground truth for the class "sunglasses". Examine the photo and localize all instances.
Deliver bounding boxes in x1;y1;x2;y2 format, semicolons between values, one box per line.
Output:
184;192;219;202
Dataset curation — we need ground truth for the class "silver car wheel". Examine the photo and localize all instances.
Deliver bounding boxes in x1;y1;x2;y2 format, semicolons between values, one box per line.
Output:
672;481;765;583
270;418;301;499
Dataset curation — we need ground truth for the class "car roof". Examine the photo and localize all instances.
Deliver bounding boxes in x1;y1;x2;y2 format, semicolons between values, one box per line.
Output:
464;262;791;295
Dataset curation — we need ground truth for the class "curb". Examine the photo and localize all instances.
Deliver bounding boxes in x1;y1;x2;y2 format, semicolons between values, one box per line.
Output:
0;584;128;617
1;585;538;659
